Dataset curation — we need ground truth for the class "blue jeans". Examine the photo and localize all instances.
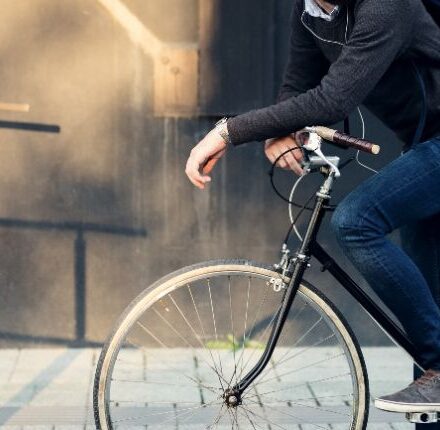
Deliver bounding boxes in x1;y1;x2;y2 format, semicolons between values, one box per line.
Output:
330;136;440;370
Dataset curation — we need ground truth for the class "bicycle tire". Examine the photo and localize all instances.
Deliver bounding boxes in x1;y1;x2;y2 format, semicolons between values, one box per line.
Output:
93;259;369;429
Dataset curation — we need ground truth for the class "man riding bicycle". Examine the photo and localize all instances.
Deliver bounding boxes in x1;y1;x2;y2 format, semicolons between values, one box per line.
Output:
185;0;440;413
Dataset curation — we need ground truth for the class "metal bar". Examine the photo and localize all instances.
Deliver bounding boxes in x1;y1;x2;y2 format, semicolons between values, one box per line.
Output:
0;120;60;133
0;218;147;237
0;331;103;347
74;230;86;342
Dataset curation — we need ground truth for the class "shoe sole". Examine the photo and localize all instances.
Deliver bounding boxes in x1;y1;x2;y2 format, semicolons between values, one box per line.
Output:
375;398;440;413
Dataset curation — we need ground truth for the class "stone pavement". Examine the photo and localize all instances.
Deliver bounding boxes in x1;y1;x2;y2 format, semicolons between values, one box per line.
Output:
0;347;425;429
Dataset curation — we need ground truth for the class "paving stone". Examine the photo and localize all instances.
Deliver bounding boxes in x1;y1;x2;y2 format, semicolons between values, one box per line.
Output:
54;426;85;430
0;347;427;426
365;424;393;429
29;388;89;407
23;426;53;430
8;350;77;385
389;422;414;429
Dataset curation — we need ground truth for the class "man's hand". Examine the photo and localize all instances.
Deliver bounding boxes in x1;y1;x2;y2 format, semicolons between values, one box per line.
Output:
264;132;304;175
185;128;227;189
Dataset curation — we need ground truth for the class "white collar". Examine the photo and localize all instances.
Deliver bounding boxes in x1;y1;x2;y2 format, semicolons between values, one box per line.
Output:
304;0;340;21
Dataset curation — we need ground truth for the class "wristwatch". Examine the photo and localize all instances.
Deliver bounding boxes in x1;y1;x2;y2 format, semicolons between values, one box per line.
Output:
215;117;232;145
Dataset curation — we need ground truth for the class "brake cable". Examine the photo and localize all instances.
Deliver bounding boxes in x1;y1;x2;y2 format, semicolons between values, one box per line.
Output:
269;147;355;209
269;147;356;245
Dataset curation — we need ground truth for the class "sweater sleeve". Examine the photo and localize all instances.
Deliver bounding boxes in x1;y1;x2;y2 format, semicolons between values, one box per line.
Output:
276;1;329;103
227;0;414;145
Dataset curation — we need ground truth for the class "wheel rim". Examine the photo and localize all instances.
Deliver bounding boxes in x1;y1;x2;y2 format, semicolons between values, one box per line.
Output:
97;265;366;429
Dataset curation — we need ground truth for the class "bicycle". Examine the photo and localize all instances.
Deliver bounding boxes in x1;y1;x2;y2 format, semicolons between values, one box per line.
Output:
93;126;431;429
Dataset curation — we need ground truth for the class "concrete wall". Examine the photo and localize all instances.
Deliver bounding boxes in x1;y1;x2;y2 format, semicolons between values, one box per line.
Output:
0;0;405;347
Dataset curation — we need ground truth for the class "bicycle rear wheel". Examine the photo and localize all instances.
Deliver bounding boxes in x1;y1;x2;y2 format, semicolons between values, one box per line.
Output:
94;259;369;429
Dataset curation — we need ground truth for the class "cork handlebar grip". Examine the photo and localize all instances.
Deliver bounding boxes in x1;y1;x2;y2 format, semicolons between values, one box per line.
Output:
312;126;381;155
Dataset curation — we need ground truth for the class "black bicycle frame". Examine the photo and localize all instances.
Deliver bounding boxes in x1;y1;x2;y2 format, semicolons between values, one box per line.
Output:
233;167;424;396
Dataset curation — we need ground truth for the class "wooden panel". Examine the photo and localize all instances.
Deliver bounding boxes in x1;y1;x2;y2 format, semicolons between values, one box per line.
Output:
154;46;199;117
124;0;199;44
199;0;277;115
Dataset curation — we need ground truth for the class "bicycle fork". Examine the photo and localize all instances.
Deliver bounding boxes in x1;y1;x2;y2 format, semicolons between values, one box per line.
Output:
224;168;337;406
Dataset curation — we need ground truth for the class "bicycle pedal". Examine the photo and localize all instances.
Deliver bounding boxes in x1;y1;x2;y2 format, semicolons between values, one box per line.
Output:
406;412;440;423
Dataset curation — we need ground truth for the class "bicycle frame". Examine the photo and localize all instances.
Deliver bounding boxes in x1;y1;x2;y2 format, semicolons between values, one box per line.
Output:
232;161;424;397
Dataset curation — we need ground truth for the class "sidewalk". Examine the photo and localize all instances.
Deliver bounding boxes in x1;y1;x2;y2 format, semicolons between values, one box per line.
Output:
0;347;419;429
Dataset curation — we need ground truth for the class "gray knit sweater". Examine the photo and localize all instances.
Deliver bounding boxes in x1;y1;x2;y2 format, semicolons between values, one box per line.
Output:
226;0;440;150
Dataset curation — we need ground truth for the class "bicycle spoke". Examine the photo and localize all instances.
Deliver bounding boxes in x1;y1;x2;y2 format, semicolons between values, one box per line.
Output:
243;372;352;401
136;321;169;348
276;333;336;368
239;276;252;380
232;407;240;429
227;276;239;388
235;279;271;381
242;393;353;405
111;399;202;405
256;329;335;384
237;300;283;381
167;292;230;388
128;324;223;393
252;351;346;389
225;407;235;429
112;378;210;389
149;306;230;388
264;299;309;362
186;375;222;394
236;298;308;383
113;398;220;424
207;403;227;430
269;315;324;369
245;393;351;418
239;407;275;430
188;284;227;391
150;402;210;428
240;404;290;430
245;401;333;430
120;336;210;395
119;335;224;404
208;278;227;386
238;406;261;430
174;399;225;428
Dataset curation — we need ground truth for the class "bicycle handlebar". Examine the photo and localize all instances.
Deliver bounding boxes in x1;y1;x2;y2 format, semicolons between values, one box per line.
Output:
306;126;381;155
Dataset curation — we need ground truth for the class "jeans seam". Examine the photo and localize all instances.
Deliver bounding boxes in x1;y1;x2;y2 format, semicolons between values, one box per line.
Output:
432;231;440;305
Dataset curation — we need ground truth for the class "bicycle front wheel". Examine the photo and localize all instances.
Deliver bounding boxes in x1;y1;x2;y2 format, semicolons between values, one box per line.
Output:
94;259;369;429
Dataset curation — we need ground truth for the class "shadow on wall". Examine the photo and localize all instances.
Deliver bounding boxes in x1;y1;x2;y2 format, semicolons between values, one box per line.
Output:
0;218;146;347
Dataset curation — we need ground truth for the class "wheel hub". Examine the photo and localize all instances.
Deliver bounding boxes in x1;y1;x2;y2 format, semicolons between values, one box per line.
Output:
223;389;242;408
